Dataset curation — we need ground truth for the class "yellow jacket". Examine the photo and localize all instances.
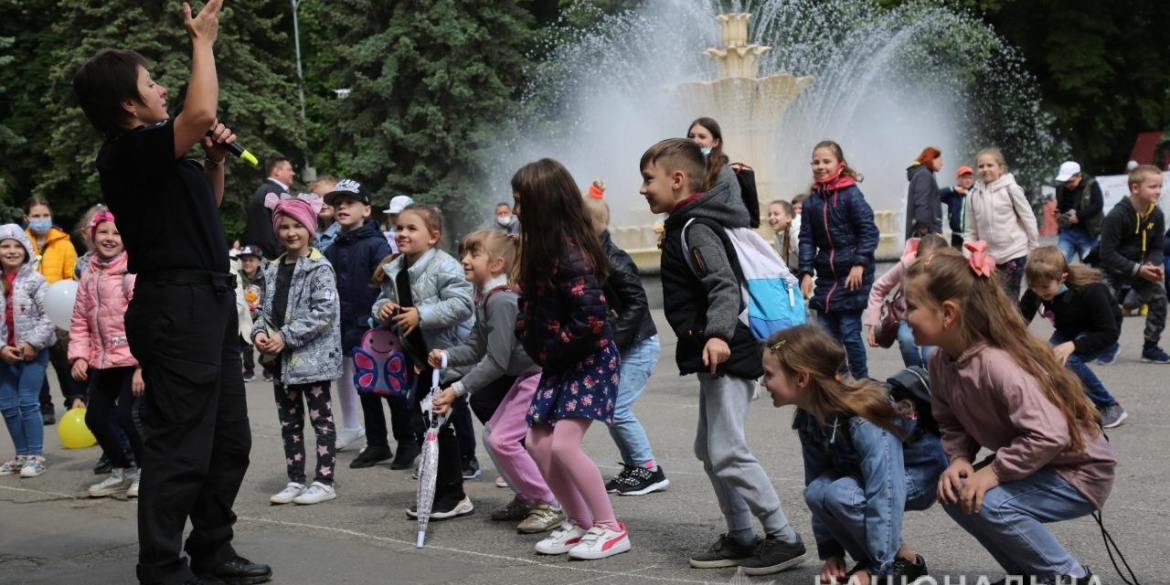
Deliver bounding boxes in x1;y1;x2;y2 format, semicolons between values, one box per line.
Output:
27;226;77;284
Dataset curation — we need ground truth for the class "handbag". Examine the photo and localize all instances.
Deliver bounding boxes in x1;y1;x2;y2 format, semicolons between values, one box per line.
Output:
873;282;903;349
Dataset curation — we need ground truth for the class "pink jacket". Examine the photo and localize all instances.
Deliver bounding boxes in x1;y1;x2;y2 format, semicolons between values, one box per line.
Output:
863;238;920;327
68;253;137;369
929;342;1116;509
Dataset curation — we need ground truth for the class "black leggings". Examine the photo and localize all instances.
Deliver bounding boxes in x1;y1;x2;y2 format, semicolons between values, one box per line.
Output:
84;367;144;469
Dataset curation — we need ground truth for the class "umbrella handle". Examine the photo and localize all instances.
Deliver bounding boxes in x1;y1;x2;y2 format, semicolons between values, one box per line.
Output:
431;353;446;390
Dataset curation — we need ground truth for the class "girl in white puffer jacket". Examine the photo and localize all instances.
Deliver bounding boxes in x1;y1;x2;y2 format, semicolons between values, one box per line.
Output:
962;148;1039;302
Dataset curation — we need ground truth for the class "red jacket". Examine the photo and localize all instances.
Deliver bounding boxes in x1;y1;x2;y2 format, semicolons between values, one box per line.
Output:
68;253;137;369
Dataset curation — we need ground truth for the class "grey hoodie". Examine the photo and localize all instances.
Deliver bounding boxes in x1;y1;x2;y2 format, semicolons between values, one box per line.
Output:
443;274;538;397
0;224;56;350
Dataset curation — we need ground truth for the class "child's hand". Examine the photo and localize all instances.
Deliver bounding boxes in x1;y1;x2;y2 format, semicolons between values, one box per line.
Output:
0;346;20;364
801;275;814;300
1052;341;1076;365
378;302;400;322
845;265;864;291
819;556;848;584
702;337;730;374
266;332;286;355
19;343;35;361
392;307;420;336
1138;263;1162;283
866;326;879;348
132;368;145;397
254;332;270;352
937;457;974;506
960;465;1001;515
427;349;446;369
71;397;86;410
71;359;89;381
431;388;456;415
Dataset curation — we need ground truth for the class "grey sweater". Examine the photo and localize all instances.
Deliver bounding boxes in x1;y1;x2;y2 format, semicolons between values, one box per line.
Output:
445;275;538;396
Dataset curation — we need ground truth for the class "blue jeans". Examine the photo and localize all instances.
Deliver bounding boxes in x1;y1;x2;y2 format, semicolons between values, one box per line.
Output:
803;427;945;574
608;336;660;468
0;349;49;456
818;310;868;378
944;466;1095;576
1049;331;1118;408
1057;228;1098;264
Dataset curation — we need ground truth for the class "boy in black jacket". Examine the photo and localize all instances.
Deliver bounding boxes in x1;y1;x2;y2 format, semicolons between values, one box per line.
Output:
639;138;806;576
1098;165;1169;363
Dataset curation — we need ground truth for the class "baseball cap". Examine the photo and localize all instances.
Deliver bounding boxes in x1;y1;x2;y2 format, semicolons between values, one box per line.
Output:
956;165;974;177
324;178;372;206
238;245;264;260
384;195;414;215
1055;161;1081;182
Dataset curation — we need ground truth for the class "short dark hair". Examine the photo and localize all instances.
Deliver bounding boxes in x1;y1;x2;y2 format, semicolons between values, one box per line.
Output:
73;49;149;139
640;138;705;193
265;157;290;177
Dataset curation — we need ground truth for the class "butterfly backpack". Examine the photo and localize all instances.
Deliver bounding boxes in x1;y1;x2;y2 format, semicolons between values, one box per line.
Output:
353;326;414;399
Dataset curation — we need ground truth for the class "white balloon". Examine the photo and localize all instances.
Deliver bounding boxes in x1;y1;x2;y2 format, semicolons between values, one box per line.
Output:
44;280;79;331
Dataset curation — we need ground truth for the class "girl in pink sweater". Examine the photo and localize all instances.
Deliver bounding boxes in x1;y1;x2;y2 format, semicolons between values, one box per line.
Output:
903;244;1115;583
68;211;144;499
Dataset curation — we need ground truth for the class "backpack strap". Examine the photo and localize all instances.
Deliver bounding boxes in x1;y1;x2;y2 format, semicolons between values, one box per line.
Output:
679;217;748;315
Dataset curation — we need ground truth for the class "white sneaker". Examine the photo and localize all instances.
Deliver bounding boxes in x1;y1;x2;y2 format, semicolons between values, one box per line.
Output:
89;468;133;497
128;478;140;498
0;456;24;475
567;522;631;560
293;481;336;505
19;456;46;478
270;482;306;505
336;426;366;452
534;521;589;555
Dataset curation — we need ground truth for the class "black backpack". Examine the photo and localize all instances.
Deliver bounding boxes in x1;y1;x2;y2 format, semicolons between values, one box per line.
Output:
732;162;760;229
883;366;938;437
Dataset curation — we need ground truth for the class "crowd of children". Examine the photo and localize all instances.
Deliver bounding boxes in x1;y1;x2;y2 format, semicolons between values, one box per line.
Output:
5;118;1162;582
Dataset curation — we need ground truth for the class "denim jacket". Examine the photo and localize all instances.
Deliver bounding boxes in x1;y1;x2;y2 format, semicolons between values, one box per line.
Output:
794;408;947;575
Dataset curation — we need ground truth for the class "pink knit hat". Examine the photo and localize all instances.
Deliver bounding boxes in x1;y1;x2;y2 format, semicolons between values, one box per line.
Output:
265;193;324;242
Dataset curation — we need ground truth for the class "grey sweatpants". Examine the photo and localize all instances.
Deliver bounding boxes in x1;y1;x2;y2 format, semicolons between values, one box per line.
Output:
695;373;792;539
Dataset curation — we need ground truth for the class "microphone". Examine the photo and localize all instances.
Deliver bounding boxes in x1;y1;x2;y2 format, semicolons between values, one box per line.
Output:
207;131;259;167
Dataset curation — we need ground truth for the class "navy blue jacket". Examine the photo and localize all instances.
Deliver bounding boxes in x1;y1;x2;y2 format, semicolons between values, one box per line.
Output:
938;186;966;234
798;181;880;313
324;219;393;355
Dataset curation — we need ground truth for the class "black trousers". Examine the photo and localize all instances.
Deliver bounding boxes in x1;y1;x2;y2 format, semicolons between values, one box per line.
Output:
413;366;465;499
127;277;251;585
84;366;143;469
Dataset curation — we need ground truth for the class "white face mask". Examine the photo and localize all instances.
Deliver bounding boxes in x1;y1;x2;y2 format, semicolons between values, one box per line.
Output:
700;147;712;157
497;216;513;227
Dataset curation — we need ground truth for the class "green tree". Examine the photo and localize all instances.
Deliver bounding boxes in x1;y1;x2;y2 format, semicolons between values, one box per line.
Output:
38;0;303;239
326;0;532;234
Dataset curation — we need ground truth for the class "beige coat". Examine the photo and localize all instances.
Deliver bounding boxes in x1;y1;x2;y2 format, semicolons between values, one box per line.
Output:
963;172;1039;263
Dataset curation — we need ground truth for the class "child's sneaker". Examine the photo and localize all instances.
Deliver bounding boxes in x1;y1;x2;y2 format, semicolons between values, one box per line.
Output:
490;496;532;521
889;554;930;585
605;465;633;493
1097;345;1121;365
517;503;565;534
689;533;757;568
1141;345;1170;364
19;456;46;478
615;465;669;496
494;475;508;488
89;468;132;497
269;482;306;505
0;456;24;476
738;535;808;576
293;481;336;505
243;372;256;383
535;521;589;555
128;477;140;498
408;495;474;520
1100;403;1128;429
336;425;366;452
567;522;631;560
462;455;482;480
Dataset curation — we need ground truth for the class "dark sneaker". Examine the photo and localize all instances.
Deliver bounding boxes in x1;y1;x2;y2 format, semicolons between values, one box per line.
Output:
1141;345;1170;364
349;445;392;469
738;535;808;576
41;411;55;426
688;533;757;569
198;555;272;585
874;554;928;585
390;443;419;470
1096;345;1121;365
615;465;670;496
605;465;634;493
93;454;112;475
1033;568;1095;584
262;371;274;382
183;577;228;585
242;372;256;383
1100;403;1128;429
462;455;482;480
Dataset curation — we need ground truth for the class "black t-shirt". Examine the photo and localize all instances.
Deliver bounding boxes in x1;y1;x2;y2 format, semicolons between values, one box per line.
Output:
272;261;295;331
96;118;229;275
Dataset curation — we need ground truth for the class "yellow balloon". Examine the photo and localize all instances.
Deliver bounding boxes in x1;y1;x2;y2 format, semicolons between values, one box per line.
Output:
58;407;97;449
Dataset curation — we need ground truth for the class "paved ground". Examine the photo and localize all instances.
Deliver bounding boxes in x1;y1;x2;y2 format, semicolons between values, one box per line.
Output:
1;308;1166;585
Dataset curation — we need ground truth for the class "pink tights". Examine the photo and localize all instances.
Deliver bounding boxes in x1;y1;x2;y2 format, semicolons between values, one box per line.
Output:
526;419;619;531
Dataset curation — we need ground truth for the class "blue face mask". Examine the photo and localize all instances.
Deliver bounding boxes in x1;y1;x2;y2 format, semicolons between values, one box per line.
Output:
28;219;52;234
700;147;712;157
1057;283;1068;295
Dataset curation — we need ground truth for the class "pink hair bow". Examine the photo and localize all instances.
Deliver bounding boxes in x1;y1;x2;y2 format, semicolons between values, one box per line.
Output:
964;241;996;278
264;192;325;215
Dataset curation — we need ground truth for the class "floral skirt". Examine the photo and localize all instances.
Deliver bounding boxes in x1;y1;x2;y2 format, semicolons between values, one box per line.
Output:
526;342;619;426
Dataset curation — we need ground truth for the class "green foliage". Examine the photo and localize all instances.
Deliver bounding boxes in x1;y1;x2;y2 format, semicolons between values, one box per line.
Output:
326;0;532;236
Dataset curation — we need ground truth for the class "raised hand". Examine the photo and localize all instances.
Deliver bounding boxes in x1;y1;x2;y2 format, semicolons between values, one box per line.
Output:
182;0;224;46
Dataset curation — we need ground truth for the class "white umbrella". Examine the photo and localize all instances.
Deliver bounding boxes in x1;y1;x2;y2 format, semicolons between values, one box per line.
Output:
416;353;449;548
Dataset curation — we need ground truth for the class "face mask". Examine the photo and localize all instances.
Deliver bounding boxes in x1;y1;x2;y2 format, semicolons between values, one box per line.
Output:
496;216;513;227
29;219;52;234
700;147;712;157
1057;283;1068;295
